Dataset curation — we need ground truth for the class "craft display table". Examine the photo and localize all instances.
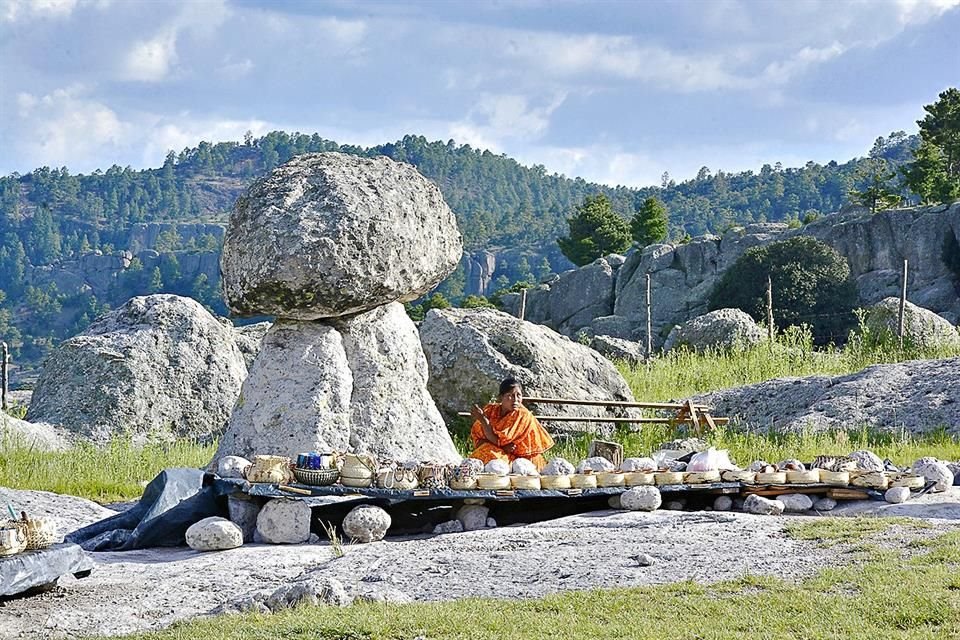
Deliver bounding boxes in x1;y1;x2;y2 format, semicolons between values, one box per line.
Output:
0;543;93;598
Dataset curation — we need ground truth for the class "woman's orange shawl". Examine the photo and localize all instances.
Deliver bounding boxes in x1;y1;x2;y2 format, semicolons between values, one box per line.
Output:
470;403;554;469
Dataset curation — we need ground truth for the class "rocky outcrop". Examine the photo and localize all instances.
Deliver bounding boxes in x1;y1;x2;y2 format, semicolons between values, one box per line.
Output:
663;308;765;353
0;487;117;534
232;321;272;369
695;356;960;436
27;295;248;444
498;203;960;346
0;413;71;451
220;152;462;319
588;334;646;365
419;307;636;429
862;298;960;350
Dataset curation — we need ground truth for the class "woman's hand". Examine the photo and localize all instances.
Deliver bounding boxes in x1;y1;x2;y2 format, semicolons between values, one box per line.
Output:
472;403;498;445
470;404;485;424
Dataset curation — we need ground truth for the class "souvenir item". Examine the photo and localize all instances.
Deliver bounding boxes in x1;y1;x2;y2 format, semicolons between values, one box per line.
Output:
245;455;295;484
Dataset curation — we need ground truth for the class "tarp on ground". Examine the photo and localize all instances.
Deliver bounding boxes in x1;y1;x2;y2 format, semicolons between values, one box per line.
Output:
66;468;225;552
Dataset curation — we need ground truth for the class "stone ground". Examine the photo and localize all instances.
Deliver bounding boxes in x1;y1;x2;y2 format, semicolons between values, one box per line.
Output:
0;488;957;639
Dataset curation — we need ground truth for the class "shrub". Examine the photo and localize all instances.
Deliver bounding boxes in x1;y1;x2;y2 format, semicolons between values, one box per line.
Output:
708;236;858;344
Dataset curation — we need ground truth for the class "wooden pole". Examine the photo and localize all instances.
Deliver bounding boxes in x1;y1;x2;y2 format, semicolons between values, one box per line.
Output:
645;273;652;358
766;275;774;348
898;258;908;350
519;288;527;321
1;341;8;411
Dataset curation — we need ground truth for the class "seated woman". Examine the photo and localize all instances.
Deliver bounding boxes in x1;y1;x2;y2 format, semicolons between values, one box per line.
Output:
470;378;554;471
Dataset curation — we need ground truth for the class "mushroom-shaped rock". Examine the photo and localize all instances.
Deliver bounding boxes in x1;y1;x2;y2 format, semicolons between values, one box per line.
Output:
221;152;462;319
342;505;391;543
186;516;244;551
620;486;662;511
256;499;312;544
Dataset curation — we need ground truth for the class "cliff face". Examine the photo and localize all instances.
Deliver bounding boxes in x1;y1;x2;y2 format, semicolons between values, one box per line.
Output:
502;203;960;345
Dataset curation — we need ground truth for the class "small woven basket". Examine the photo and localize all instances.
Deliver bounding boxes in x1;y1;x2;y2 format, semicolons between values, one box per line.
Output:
819;470;850;486
596;472;625;487
293;467;340;487
0;524;26;556
786;469;821;484
721;470;756;483
684;470;721;484
570;473;598;489
509;474;542;490
540;474;572;490
624;471;655;486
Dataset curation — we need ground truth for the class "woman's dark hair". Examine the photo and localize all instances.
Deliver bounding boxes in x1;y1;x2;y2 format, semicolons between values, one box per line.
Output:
498;378;521;397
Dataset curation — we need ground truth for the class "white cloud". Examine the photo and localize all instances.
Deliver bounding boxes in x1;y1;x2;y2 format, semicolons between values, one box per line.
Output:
1;0;77;22
12;85;130;169
123;28;178;82
761;42;846;85
895;0;960;25
447;93;566;153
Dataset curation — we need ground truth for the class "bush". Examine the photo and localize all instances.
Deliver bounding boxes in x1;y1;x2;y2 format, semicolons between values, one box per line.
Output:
708;236;858;344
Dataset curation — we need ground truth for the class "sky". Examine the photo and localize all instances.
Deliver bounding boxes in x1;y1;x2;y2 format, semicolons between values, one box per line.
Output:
1;0;958;187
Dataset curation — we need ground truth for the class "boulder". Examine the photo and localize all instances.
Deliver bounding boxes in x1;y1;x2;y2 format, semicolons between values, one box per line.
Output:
665;500;685;511
543;258;616;335
694;357;960;435
185;517;244;551
27;295;247;444
620;486;662;511
588;315;637;340
220;152;462;319
265;576;352;610
0;487;117;534
813;497;837;511
256;499;312;544
227;495;261;543
779;493;813;512
213;321;353;462
332;303;459;463
861;298;960;350
432;520;464;534
232;321;271;369
743;494;784;516
216;456;251;479
884;487;911;504
0;413;71;451
419;308;636;429
456;504;490;531
589;334;646;365
342;505;391;543
713;496;733;511
213;304;459;465
662;308;764;353
849;450;884;472
911;458;954;492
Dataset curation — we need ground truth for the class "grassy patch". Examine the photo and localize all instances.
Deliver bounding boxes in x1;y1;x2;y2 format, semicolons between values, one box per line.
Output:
0;436;215;503
784;516;932;546
90;529;960;640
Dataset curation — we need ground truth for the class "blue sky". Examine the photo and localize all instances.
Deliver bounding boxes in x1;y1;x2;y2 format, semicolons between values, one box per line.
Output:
1;0;958;186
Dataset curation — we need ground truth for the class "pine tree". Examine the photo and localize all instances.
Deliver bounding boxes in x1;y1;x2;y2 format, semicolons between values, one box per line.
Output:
148;267;163;293
557;194;631;266
631;196;669;247
904;88;960;204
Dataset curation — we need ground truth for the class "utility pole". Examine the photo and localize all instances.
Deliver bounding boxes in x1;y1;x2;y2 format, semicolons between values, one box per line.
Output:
645;273;652;359
898;259;908;350
1;341;8;411
766;276;774;349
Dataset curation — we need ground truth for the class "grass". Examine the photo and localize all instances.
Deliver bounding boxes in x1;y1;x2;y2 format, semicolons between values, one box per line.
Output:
87;526;960;640
0;436;215;503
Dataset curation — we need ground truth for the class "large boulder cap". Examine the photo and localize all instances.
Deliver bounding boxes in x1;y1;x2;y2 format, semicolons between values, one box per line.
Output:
221;152;463;319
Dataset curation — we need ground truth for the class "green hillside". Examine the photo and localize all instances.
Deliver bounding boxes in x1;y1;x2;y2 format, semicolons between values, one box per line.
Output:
0;130;918;375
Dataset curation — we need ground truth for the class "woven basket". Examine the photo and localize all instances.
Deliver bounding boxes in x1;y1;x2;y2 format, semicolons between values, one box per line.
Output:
449;477;479;490
624;471;655;486
786;469;821;484
340;474;374;488
375;467;419;490
477;474;511;490
245;455;295;484
890;474;925;489
684;470;720;484
0;524;26;557
22;517;57;550
851;471;888;489
755;471;787;484
721;470;756;483
819;470;850;486
570;473;598;489
654;471;684;486
540;475;572;490
597;472;625;487
510;474;542;490
293;467;340;486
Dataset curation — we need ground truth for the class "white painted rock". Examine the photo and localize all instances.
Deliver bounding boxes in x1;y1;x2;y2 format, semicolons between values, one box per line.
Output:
620;486;662;512
576;457;616;473
484;460;509;476
542;458;575;476
511;458;539;476
849;450;884;472
256;499;312;544
885;487;911;504
221;152;462;319
779;493;814;512
713;496;733;511
621;457;656;472
744;494;784;516
911;458;953;492
813;497;837;511
342;505;391;543
217;456;252;479
185;517;244;551
456;504;490;531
